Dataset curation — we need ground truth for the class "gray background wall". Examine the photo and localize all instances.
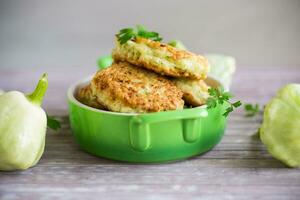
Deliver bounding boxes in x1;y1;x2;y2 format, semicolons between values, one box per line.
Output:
0;0;299;69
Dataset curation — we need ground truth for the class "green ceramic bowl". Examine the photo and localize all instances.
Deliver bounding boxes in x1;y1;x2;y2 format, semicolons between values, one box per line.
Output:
67;77;227;163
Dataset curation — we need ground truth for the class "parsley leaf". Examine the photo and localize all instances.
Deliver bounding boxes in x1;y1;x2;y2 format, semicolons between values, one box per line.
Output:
47;115;61;131
116;25;163;44
207;87;242;117
244;103;260;117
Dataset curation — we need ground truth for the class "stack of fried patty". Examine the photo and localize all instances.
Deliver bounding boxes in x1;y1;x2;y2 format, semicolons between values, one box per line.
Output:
77;37;211;113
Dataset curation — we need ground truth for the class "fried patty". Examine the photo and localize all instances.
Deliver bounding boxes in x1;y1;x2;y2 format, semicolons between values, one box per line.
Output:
77;84;106;109
90;62;184;113
112;37;209;79
173;78;210;106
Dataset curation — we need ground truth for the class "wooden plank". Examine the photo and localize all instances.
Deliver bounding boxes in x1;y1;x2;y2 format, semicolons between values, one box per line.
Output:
1;186;300;200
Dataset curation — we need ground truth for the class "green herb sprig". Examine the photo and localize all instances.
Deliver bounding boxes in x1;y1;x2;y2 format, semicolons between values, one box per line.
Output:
47;115;61;130
207;88;242;117
116;25;162;44
244;103;260;117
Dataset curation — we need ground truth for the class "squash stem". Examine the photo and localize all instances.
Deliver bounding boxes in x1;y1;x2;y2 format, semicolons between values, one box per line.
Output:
26;73;48;106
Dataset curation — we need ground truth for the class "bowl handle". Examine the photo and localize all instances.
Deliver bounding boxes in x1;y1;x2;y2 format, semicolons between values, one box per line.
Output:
129;108;208;152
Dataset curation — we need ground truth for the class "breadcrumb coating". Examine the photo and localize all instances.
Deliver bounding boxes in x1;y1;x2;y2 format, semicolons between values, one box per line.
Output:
90;62;184;113
173;78;210;106
112;37;209;79
76;84;106;109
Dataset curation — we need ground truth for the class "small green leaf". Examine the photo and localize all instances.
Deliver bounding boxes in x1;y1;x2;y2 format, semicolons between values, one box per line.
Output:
119;28;134;34
208;88;218;97
47;115;61;131
218;98;224;104
244;103;260;117
223;106;234;117
244;104;253;110
206;97;217;109
222;91;233;100
207;87;242;117
232;101;242;108
116;25;163;44
119;32;134;44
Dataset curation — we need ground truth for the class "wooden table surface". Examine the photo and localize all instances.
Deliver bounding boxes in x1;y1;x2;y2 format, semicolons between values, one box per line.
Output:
0;67;300;200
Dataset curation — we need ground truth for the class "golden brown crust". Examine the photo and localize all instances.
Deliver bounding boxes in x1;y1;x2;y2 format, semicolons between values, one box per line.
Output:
76;85;106;109
113;53;188;78
90;62;184;113
112;37;209;79
135;38;203;61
